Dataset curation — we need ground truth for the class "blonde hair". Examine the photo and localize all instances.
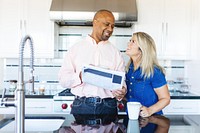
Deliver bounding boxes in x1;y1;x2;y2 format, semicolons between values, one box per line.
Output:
126;32;165;79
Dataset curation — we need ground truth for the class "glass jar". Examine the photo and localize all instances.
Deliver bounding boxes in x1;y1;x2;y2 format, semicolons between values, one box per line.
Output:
39;81;46;95
9;80;17;92
167;80;175;92
180;84;190;93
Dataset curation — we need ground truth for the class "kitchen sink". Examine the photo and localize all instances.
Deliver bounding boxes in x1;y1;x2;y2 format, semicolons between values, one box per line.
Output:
0;116;65;132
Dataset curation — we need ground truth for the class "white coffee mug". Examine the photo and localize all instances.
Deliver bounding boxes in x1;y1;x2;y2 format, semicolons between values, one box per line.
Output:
127;102;142;120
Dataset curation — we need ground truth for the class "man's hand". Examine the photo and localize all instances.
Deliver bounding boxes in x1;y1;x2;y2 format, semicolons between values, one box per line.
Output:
112;86;127;100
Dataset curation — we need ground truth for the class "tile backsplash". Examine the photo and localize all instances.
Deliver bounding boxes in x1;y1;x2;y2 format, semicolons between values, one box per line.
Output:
2;59;63;92
2;58;186;92
54;25;133;59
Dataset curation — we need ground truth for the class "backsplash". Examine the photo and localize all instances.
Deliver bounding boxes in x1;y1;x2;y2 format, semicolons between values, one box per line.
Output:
54;25;133;59
2;59;63;93
2;58;186;92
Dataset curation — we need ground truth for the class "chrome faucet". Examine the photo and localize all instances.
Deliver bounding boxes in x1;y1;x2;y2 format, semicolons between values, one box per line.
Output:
1;35;34;133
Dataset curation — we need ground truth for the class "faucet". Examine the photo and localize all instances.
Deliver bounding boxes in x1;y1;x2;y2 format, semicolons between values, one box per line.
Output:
1;35;34;133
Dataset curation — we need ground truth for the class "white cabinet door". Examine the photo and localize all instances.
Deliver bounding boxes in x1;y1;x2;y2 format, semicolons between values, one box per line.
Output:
135;0;163;57
190;0;200;60
163;100;200;115
0;99;54;114
136;0;192;60
24;0;54;58
25;99;53;114
169;126;196;133
163;0;192;59
0;0;54;58
0;0;23;58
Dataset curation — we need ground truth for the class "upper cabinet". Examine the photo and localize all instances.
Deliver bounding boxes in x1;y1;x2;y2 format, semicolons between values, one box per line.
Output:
0;0;22;58
135;0;192;60
0;0;54;58
24;0;54;58
190;0;200;60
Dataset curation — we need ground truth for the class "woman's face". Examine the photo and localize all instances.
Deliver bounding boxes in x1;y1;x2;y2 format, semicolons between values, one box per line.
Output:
126;35;141;59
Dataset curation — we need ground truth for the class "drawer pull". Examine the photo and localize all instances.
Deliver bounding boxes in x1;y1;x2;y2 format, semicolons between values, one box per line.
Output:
173;107;193;109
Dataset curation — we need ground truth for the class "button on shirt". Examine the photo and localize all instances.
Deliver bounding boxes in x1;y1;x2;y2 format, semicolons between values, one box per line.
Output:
126;63;167;114
58;35;126;99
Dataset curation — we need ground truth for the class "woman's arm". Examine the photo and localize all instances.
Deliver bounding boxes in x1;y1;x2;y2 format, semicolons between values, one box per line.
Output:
140;84;170;117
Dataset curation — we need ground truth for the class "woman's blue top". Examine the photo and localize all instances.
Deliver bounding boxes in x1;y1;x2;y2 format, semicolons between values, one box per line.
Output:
126;63;167;114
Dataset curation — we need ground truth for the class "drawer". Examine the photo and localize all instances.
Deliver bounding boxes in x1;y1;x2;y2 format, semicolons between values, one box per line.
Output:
0;99;54;114
25;99;53;114
163;100;199;114
169;126;195;133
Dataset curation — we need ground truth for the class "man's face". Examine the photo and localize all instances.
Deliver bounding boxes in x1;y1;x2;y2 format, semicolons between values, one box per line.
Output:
94;13;115;42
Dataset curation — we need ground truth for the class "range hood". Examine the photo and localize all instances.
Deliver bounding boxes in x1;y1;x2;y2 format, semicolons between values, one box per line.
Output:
49;0;137;27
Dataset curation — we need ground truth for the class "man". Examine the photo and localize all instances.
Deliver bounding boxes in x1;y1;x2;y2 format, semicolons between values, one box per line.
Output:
58;9;126;115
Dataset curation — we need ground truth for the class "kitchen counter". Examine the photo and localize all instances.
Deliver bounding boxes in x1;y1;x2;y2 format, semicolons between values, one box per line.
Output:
0;114;200;132
0;89;59;99
170;91;200;99
1;89;200;115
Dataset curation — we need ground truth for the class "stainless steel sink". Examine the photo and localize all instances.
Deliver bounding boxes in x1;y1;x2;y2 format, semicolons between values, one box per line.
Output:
0;116;65;132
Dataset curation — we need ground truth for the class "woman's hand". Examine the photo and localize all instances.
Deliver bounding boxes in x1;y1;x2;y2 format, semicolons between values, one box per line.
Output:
139;105;152;118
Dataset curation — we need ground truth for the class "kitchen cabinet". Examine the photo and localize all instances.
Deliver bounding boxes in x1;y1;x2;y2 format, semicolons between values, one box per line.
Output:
169;126;195;133
1;98;200;115
0;0;54;58
135;0;192;60
163;99;200;115
0;0;22;58
0;99;54;114
188;0;200;60
25;99;54;114
186;0;200;94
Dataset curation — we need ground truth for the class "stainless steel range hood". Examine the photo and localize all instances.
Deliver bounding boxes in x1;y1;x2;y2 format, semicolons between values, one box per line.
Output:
49;0;137;27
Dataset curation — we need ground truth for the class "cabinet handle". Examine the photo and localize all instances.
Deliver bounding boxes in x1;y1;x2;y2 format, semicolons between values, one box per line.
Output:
165;23;168;38
26;107;46;109
24;20;27;34
161;22;165;53
20;20;22;30
173;107;193;109
163;23;167;52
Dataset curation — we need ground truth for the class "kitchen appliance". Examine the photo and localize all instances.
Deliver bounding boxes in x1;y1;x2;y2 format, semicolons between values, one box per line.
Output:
53;88;126;114
53;88;74;114
49;0;137;27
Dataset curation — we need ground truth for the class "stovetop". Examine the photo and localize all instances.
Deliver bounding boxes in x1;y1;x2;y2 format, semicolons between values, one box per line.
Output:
53;88;75;101
57;88;74;96
170;90;200;99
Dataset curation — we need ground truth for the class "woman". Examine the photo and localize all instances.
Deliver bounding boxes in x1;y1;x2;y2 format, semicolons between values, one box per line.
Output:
125;32;170;117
